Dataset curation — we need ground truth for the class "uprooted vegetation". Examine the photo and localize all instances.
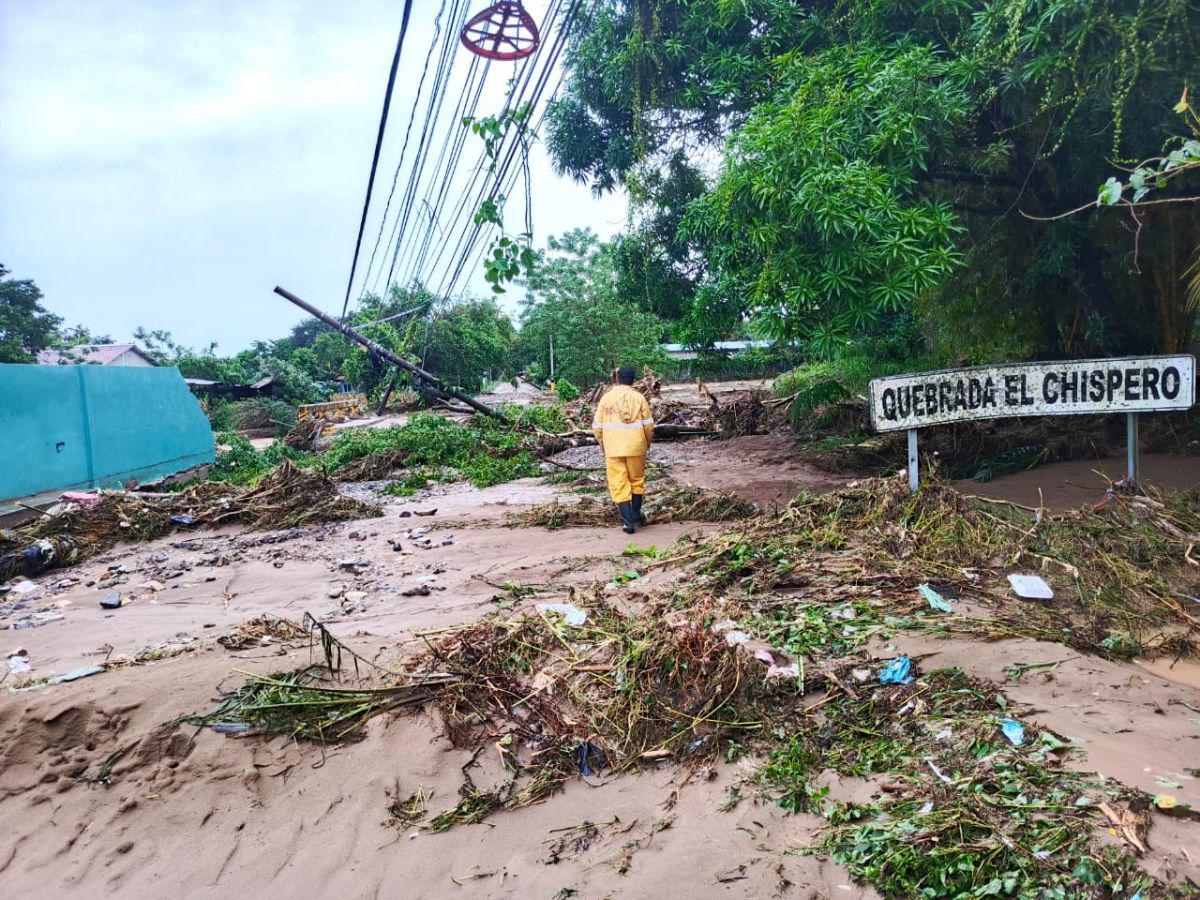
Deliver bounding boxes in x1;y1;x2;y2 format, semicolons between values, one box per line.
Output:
680;476;1200;658
210;407;569;488
507;481;757;529
168;474;1200;897
0;459;379;580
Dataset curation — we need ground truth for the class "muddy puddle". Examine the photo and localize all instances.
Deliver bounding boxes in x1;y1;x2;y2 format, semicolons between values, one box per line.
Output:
953;453;1200;511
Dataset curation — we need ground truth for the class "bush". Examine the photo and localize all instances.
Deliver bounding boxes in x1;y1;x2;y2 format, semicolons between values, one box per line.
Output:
208;434;315;486
554;377;580;402
322;406;561;486
776;349;942;429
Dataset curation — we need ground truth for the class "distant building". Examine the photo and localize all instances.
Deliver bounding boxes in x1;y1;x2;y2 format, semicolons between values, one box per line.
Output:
659;339;773;361
36;343;158;367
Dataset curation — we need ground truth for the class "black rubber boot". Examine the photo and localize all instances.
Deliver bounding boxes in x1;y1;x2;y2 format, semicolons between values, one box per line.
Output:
617;501;637;534
631;493;647;525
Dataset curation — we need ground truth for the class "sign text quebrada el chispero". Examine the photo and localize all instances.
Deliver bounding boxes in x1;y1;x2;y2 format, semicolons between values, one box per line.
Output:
868;356;1195;433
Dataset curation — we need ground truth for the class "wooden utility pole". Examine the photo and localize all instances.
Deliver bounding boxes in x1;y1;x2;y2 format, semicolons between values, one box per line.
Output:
273;286;500;419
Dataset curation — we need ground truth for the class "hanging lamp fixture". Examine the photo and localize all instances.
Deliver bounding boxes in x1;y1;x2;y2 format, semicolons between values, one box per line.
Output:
460;1;540;61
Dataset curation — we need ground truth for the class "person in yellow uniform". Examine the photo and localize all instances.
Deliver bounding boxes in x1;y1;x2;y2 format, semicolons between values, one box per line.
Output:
592;366;655;533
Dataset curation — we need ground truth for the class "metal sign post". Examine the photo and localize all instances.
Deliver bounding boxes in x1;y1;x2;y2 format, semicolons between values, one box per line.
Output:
908;429;919;494
1126;412;1139;485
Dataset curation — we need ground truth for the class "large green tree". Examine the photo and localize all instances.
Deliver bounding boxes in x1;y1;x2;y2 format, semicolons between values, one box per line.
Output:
0;265;61;363
516;229;668;386
548;0;1200;359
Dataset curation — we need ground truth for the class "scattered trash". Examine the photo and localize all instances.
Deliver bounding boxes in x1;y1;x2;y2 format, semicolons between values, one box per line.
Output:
851;667;871;683
1154;794;1178;810
754;648;800;679
1155;776;1182;789
152;553;168;563
1007;573;1054;600
60;491;101;505
1000;718;1025;747
100;592;123;610
414;508;437;517
935;729;953;742
879;656;915;685
170;515;196;526
918;800;934;814
926;758;952;783
6;649;31;675
918;583;952;613
575;739;607;776
538;603;588;627
11;611;65;630
715;865;747;884
722;630;751;646
48;665;106;684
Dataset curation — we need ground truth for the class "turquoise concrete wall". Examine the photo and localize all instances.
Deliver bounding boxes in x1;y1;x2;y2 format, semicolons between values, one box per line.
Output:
0;364;215;502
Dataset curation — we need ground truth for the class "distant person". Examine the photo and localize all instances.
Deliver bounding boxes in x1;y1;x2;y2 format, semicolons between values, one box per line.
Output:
592;366;655;533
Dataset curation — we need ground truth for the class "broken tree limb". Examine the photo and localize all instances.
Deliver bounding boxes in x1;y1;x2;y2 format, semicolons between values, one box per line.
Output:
273;286;501;420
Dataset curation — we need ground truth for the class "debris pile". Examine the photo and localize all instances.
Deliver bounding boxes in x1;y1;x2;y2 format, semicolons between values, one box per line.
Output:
573;371;774;441
164;473;1200;895
679;474;1200;656
216;614;311;651
0;459;380;579
507;481;757;529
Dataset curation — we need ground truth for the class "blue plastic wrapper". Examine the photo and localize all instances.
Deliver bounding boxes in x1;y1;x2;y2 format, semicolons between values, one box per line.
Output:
1000;717;1025;747
879;656;915;685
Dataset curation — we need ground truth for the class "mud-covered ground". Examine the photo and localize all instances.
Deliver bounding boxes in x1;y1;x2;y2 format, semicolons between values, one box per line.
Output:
3;389;1200;897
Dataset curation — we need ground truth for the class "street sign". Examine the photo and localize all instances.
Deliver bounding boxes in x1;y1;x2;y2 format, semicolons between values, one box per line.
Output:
866;355;1196;492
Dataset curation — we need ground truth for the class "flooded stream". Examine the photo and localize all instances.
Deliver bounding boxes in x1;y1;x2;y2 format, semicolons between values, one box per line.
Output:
953;453;1200;511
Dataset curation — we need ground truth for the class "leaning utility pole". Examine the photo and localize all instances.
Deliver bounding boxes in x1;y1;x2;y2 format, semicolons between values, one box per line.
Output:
273;286;500;419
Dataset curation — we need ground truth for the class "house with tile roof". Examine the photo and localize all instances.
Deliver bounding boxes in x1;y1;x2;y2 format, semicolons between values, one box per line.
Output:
35;343;158;367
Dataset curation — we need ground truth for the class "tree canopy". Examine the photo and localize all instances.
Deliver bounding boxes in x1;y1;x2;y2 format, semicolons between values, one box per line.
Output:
515;229;668;385
0;265;61;363
548;0;1200;360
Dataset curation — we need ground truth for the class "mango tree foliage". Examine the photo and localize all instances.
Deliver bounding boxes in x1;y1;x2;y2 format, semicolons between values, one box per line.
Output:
549;0;1200;357
681;45;967;350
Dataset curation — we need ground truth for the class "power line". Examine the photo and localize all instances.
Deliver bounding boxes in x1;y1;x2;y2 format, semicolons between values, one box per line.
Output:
340;0;416;321
367;0;472;299
377;0;474;294
434;0;581;298
413;0;568;288
356;0;452;302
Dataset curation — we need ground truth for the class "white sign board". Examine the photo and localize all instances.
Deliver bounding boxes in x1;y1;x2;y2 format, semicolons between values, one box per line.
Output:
868;355;1194;433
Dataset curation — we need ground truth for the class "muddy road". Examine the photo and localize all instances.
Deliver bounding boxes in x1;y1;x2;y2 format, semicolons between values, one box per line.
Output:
3;415;1200;897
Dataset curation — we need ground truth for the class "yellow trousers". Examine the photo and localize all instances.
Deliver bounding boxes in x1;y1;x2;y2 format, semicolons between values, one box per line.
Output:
605;455;646;504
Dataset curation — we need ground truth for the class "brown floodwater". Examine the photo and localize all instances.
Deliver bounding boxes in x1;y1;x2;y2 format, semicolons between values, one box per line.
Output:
952;453;1200;511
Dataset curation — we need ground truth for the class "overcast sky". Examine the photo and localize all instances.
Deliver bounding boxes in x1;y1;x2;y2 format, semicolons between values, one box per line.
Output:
0;0;626;352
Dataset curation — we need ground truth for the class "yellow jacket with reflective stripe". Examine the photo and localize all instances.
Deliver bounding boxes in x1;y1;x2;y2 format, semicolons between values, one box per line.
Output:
592;385;654;458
